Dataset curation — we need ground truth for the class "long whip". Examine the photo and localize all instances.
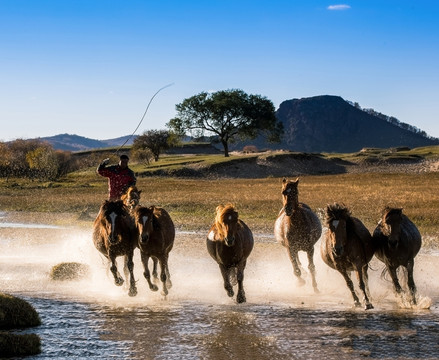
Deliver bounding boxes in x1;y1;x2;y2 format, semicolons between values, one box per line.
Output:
113;82;174;156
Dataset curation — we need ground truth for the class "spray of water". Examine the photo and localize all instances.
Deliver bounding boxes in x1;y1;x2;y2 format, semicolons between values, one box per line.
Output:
0;223;435;310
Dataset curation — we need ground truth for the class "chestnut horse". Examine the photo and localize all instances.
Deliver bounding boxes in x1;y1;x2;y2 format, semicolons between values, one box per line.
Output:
373;207;422;305
274;178;322;292
121;185;142;211
321;203;375;309
92;200;138;296
206;204;254;303
133;205;175;296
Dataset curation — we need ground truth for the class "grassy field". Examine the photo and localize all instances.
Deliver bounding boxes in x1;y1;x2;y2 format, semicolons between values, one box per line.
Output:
1;161;439;247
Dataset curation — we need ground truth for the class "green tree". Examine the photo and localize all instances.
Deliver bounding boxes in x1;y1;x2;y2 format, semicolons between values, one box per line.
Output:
132;129;175;162
167;89;283;157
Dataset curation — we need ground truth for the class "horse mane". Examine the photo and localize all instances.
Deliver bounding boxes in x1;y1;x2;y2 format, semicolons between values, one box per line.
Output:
214;204;241;239
325;203;351;226
381;206;403;218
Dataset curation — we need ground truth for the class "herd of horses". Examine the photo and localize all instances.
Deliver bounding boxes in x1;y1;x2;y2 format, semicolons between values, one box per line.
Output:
92;178;422;309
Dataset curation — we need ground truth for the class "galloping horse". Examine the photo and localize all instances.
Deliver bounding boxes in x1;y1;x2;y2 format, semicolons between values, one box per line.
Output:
274;178;322;292
121;185;142;211
373;207;422;305
133;205;175;296
92;200;138;296
206;204;254;303
321;203;375;309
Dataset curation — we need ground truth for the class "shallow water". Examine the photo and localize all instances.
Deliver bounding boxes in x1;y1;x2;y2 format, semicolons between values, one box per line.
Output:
1;218;439;359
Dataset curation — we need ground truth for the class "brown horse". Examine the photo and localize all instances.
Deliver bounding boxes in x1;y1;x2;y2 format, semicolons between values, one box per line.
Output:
92;200;138;296
133;205;175;296
373;207;422;305
274;178;322;292
206;204;254;303
121;185;142;211
321;203;375;309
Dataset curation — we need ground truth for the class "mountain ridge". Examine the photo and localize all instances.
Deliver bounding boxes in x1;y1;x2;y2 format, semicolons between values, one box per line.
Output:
37;95;439;152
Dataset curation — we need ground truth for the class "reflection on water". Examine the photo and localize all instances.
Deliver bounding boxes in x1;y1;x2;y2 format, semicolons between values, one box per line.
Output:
1;219;439;359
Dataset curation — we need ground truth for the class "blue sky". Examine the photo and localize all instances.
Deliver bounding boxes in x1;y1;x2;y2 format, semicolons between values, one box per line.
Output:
1;0;439;141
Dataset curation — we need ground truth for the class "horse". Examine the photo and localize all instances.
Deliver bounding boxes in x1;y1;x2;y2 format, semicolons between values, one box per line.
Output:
321;203;375;309
92;200;138;296
121;185;142;211
206;204;254;303
133;205;175;296
373;207;422;305
274;178;322;292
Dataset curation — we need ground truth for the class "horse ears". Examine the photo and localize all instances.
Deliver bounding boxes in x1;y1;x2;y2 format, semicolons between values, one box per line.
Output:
282;178;287;184
294;177;300;183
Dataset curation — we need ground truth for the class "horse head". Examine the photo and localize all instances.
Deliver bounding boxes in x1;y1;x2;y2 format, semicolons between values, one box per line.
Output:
325;203;350;257
122;186;142;210
281;178;300;216
101;200;129;245
134;206;157;246
380;207;403;249
215;204;241;247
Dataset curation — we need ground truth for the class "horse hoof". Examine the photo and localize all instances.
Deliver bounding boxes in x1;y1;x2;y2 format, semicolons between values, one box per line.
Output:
161;290;168;297
129;288;138;297
237;294;246;304
313;287;320;294
354;302;362;308
365;303;374;310
150;284;159;292
115;278;124;286
297;279;306;287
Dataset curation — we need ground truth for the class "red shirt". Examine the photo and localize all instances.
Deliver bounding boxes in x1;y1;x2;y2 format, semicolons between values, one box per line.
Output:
97;164;136;200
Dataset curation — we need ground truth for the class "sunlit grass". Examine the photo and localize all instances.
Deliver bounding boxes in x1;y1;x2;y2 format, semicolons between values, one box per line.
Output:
1;154;439;247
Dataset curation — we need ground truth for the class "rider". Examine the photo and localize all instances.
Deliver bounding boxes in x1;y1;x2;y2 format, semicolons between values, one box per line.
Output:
97;154;136;201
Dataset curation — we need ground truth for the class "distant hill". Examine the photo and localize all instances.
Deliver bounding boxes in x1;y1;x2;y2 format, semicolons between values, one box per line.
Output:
39;134;136;151
232;95;439;153
37;96;439;153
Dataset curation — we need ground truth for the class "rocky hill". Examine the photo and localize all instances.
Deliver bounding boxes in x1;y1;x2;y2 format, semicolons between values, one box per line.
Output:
232;95;439;153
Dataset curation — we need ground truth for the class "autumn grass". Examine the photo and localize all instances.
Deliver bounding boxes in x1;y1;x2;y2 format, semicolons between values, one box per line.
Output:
1;168;439;247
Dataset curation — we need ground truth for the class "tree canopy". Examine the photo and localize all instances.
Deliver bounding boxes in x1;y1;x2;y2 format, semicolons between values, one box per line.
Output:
132;129;177;161
167;89;283;157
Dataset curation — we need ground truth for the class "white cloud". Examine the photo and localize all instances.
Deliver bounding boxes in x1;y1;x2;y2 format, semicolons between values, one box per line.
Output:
327;4;351;10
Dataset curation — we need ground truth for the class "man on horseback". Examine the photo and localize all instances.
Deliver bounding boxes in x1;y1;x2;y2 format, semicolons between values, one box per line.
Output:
97;154;136;201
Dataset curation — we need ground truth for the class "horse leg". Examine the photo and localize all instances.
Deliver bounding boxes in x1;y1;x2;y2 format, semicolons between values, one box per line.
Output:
357;265;373;310
406;259;417;305
287;248;305;286
141;252;159;291
165;261;172;289
340;270;361;307
388;265;403;298
219;264;234;298
109;257;124;286
236;261;247;304
124;253;137;297
152;257;159;285
159;257;169;297
306;248;319;293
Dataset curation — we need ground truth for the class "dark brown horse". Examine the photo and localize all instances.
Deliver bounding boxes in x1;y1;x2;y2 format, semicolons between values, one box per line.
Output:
133;205;175;296
274;178;322;292
206;204;254;303
321;203;375;309
92;200;138;296
373;207;422;305
121;185;142;211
